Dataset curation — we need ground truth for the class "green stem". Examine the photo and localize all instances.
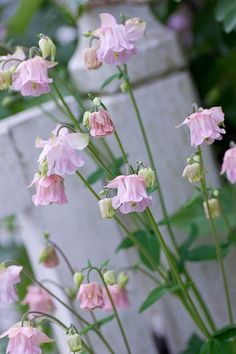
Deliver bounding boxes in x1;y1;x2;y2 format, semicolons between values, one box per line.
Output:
198;146;234;325
21;311;67;330
114;131;128;165
49;240;74;276
145;208;211;338
93;267;132;354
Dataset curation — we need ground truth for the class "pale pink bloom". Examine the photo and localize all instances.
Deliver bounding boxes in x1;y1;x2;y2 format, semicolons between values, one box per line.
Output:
0;325;52;354
0;47;26;70
106;174;152;214
179;107;225;148
103;284;129;311
77;282;104;310
12;56;55;97
167;5;193;45
29;174;67;206
83;47;102;70
94;13;145;65
89;110;115;137
22;286;55;318
36;127;89;176
40;246;59;268
221;146;236;183
0;265;22;304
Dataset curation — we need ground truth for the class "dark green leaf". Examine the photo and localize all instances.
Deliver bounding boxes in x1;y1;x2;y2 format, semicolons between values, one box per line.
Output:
215;0;236;32
80;315;115;335
180;334;204;354
214;325;236;341
180;224;199;254
110;156;126;175
100;73;122;89
100;259;110;269
201;339;224;354
184;242;231;262
87;168;105;184
139;284;180;313
116;237;134;252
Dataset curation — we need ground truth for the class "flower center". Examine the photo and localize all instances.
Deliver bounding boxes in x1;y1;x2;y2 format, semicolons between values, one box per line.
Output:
130;201;136;207
114;52;119;59
32;82;38;90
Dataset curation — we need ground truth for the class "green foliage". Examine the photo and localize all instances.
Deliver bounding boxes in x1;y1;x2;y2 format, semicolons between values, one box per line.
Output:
100;73;123;90
86;156;125;184
180;334;204;354
80;315;115;335
215;0;236;33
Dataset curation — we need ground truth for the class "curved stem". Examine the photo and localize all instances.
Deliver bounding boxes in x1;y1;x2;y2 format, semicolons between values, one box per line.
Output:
198;146;234;325
48;240;74;276
21;311;67;330
114;131;128;165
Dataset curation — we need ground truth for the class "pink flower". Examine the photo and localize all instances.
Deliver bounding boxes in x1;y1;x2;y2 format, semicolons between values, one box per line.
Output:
39;246;59;268
103;284;129;311
36;127;89;176
0;265;22;304
77;282;104;310
22;286;55;318
94;13;145;65
0;325;52;354
179;107;225;148
221;146;236;183
12;56;56;97
106;174;152;214
89;110;115;137
0;47;26;70
83;47;102;70
29;174;67;206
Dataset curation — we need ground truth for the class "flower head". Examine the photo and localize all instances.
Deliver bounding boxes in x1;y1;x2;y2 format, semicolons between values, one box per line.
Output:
0;265;22;304
39;245;59;268
93;13;145;65
83;47;102;70
22;286;55;318
98;198;115;218
0;325;52;354
103;284;129;311
178;107;225;148
106;174;152;214
29;174;67;206
36;127;89;176
221;146;236;183
12;56;56;97
77;282;104;310
88;110;115;138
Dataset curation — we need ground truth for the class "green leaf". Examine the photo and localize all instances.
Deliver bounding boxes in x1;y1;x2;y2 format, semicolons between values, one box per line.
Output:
180;334;204;354
100;73;122;90
110;156;126;175
214;325;236;341
100;259;110;269
87;168;105;184
184;242;231;262
180;224;199;254
116;237;134;252
80;315;115;335
201;339;224;354
215;0;236;33
7;0;44;35
139;284;180;313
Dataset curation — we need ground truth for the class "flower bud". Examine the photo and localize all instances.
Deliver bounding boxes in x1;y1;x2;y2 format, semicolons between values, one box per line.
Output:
120;82;129;93
39;246;59;268
93;97;101;106
103;270;116;285
117;272;129;288
98;198;115;219
138;167;155;188
39;35;56;61
67;333;83;353
73;272;84;289
0;70;12;90
182;162;201;183
203;198;220;219
82;111;90;129
83;47;102;70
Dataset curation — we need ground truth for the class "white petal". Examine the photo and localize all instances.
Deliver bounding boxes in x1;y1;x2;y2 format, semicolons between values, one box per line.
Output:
65;133;89;150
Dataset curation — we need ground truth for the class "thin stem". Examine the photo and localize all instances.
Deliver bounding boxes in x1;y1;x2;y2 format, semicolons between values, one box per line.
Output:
145;208;211;338
101;139;116;161
21;311;67;330
92;267;132;354
48;240;74;276
114;131;128;165
198;146;234;325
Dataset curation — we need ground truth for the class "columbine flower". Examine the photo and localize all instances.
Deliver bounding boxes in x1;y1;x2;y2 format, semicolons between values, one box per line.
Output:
103;284;129;311
221;146;236;183
88;110;115;138
0;47;26;70
0;265;22;304
29;174;68;206
182;162;201;183
12;56;56;97
106;174;152;214
77;282;104;310
93;13;146;65
39;245;59;268
83;47;102;70
178;106;225;148
36;127;89;176
98;198;115;218
22;286;55;318
0;325;52;354
138;167;155;188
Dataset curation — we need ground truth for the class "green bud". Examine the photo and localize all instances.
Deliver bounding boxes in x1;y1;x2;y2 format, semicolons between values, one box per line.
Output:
98;198;115;219
67;333;83;353
203;198;220;219
182;162;201;183
103;270;116;285
83;111;90;129
138;167;155;188
117;272;129;288
93;97;101;106
120;82;129;93
212;189;219;198
73;272;84;289
39;34;56;61
0;262;6;270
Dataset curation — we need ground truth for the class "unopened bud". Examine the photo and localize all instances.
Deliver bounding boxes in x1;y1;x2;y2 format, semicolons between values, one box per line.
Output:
212;189;219;198
98;198;115;219
0;70;12;90
138;167;155;188
117;272;129;288
83;111;90;129
93;97;101;106
39;246;59;268
120;82;129;93
83;47;102;70
193;154;200;163
39;34;56;61
182;162;201;183
103;270;116;285
0;262;6;270
73;272;84;289
67;331;83;353
203;198;220;219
